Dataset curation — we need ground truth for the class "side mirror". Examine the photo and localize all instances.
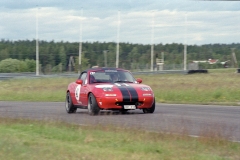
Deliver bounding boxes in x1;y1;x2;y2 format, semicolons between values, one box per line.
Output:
136;78;142;84
76;79;83;85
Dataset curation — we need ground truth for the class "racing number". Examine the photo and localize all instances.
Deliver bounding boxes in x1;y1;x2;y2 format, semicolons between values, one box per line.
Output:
74;72;87;103
75;85;81;101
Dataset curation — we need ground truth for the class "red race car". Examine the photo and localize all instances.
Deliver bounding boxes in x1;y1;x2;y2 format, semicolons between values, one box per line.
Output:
65;67;155;115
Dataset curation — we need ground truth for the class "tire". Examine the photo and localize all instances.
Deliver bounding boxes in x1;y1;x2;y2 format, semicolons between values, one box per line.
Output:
65;92;77;113
143;98;155;114
88;93;100;115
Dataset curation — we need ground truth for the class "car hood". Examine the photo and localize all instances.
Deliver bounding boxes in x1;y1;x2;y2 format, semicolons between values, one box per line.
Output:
94;82;151;90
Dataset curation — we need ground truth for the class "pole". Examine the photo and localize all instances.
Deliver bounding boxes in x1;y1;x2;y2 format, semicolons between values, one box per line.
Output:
36;6;39;76
78;9;83;73
103;50;108;67
150;11;154;71
116;11;120;68
162;52;164;63
184;13;187;71
231;48;238;68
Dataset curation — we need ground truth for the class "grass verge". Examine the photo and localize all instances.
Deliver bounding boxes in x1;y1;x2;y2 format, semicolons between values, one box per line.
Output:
0;69;240;105
0;117;239;160
1;69;240;159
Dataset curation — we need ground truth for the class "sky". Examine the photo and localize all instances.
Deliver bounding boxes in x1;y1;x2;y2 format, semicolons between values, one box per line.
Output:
0;0;240;45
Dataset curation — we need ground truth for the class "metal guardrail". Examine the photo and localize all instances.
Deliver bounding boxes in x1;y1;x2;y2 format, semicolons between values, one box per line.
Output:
132;70;188;75
0;70;188;80
0;73;36;80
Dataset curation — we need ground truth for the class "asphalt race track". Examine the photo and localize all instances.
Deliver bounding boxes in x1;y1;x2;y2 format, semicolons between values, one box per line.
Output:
0;101;239;142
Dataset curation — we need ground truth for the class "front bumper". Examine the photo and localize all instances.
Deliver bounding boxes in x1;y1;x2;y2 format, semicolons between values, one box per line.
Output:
96;96;154;110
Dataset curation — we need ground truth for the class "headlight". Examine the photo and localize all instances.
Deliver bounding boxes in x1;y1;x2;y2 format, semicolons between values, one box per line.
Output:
141;87;151;91
102;87;113;91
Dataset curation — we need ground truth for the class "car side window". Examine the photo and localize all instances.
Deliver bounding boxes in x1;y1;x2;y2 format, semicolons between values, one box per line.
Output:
79;72;87;84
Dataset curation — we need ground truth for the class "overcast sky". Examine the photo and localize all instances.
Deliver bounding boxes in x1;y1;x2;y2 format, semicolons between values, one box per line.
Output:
0;0;240;45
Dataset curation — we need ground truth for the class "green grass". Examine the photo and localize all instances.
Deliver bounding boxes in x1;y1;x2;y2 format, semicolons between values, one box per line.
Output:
0;77;69;102
0;118;239;160
1;69;240;159
140;68;240;105
1;68;240;105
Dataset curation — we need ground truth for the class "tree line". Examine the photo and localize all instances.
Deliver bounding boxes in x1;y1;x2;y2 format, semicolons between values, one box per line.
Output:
0;39;239;73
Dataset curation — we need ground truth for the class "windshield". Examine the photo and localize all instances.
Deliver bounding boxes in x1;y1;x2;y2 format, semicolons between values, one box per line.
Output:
89;70;136;83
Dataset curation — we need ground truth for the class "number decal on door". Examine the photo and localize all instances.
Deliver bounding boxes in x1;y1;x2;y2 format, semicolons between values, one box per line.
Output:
75;85;81;101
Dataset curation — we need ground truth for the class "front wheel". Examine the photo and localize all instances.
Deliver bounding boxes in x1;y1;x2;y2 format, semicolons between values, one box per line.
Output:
88;93;100;115
143;98;155;114
65;92;77;113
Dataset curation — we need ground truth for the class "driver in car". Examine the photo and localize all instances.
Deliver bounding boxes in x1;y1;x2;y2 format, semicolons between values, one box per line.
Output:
111;74;119;82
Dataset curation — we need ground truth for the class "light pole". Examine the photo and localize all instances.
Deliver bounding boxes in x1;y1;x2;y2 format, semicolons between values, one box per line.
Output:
231;48;238;68
36;6;39;76
103;50;108;67
116;11;120;68
78;9;83;74
150;11;155;71
184;13;187;71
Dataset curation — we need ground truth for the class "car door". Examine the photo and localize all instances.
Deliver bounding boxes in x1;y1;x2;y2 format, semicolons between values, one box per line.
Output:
79;72;88;106
73;72;87;106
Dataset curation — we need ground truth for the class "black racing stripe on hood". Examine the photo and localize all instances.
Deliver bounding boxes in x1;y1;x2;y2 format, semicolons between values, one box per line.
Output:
116;84;138;102
118;87;130;101
126;87;138;102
